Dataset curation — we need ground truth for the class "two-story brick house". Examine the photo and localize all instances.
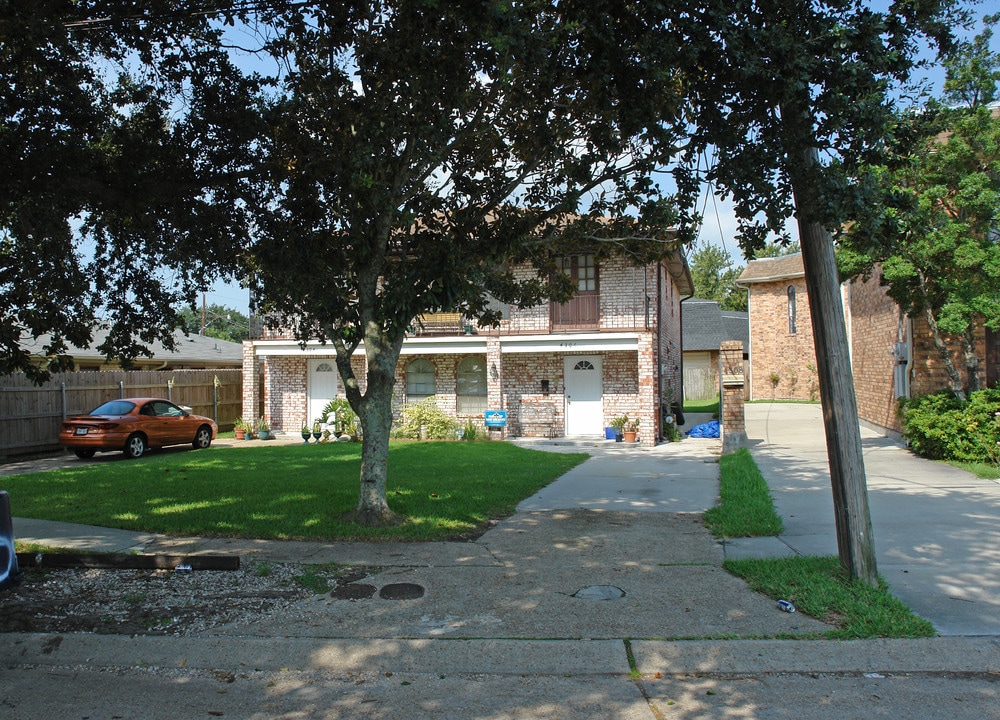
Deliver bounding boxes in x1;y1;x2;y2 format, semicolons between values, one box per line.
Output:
242;250;693;446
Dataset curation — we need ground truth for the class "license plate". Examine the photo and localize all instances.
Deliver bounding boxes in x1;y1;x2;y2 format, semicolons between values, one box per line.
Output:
75;428;88;436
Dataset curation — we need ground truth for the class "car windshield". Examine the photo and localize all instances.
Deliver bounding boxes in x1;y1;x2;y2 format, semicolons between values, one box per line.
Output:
89;400;137;416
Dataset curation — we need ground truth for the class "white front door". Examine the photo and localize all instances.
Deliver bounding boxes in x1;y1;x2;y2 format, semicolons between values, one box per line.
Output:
309;359;339;425
564;355;603;436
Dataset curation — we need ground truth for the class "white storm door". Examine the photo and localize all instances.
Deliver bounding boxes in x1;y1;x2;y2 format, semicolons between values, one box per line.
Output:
564;356;603;436
309;359;340;424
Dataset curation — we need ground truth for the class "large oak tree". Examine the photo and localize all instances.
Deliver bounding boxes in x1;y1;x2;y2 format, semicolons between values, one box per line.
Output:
246;1;688;524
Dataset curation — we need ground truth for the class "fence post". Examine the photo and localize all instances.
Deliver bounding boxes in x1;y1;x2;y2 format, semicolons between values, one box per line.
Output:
119;380;124;399
61;381;67;421
213;378;219;422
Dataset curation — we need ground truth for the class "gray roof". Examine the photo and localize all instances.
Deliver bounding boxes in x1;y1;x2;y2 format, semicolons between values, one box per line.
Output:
683;299;749;352
736;253;804;285
682;299;727;351
721;311;749;349
19;328;244;365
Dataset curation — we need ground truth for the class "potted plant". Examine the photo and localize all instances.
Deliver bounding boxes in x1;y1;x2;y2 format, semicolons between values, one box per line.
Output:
234;417;248;441
609;415;628;442
623;416;640;443
256;416;271;441
312;419;322;443
301;423;311;444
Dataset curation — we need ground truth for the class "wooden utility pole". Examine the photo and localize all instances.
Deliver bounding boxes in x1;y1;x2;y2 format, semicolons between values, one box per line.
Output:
791;144;878;586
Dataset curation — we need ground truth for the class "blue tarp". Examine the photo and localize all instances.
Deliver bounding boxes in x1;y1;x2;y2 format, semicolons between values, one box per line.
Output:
686;420;720;438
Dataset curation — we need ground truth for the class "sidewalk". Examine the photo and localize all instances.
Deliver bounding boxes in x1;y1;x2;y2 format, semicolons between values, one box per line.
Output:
4;427;1000;718
727;402;1000;636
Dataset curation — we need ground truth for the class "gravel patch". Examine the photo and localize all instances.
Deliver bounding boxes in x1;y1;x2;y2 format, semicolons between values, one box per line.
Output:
0;561;373;636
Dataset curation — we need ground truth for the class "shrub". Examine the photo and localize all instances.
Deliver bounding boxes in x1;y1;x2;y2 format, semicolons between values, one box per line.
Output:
321;398;359;437
900;388;1000;463
462;418;479;441
393;397;458;440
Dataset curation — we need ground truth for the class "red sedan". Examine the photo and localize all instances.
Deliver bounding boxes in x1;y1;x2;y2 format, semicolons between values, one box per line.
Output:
60;398;218;460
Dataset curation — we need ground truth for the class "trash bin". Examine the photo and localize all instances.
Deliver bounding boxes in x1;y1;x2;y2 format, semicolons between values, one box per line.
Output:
605;427;617;440
0;490;19;591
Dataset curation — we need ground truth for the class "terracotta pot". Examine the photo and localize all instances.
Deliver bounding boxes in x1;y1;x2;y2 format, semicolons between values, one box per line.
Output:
234;429;245;440
623;431;637;443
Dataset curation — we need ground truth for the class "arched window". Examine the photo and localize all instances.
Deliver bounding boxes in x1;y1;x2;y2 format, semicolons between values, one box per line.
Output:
406;358;436;403
457;356;488;414
787;285;797;334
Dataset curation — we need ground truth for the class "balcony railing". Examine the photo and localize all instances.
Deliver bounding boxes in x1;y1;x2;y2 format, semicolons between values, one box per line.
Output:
550;294;599;330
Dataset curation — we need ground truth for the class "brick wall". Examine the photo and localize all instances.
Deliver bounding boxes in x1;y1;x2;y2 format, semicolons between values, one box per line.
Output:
720;341;747;452
909;315;988;397
848;271;905;434
263;356;307;433
747;278;819;400
503;353;565;437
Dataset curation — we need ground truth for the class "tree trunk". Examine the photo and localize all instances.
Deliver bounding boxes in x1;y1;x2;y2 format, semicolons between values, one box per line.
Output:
786;133;878;586
962;327;981;395
337;319;405;527
918;275;967;401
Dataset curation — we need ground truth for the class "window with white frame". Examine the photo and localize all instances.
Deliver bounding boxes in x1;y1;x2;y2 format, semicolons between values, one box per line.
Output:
456;356;488;415
406;358;436;403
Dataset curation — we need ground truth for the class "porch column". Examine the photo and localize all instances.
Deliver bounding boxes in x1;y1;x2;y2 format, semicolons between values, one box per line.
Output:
638;333;657;447
486;337;503;438
242;341;260;421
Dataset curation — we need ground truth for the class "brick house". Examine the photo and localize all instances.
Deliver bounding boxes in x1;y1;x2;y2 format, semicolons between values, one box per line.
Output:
736;253;821;402
242;250;693;446
738;253;1000;436
845;266;999;436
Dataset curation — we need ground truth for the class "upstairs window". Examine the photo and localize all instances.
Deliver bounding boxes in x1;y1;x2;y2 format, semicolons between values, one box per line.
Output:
561;254;597;292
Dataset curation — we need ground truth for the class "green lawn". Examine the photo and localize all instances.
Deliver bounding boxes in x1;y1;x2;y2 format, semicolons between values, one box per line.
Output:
683;397;719;414
3;442;587;541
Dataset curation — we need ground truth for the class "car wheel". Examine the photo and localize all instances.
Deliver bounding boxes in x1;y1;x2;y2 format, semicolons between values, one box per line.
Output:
193;425;213;450
74;449;96;459
124;433;147;459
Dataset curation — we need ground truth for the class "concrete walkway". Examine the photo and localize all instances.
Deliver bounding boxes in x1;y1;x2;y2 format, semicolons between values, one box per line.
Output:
727;402;1000;636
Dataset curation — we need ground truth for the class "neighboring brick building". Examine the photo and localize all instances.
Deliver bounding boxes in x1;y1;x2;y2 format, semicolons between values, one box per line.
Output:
845;266;997;436
739;254;1000;437
737;254;821;402
243;250;693;446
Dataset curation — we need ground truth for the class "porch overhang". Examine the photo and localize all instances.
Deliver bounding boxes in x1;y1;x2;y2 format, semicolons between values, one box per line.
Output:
251;331;640;357
500;332;640;354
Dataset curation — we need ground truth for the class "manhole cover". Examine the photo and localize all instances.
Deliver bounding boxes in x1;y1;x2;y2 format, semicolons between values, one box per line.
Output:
379;582;425;600
331;583;377;600
572;585;626;600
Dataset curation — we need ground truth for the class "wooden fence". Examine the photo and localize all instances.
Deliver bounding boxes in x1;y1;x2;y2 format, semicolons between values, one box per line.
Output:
0;369;243;457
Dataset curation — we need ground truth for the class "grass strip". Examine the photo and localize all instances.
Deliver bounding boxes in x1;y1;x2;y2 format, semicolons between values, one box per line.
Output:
2;442;586;542
949;459;1000;479
724;555;935;639
682;398;719;414
703;448;783;537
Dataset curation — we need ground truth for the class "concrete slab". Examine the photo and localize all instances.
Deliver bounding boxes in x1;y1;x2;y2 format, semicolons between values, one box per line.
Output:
739;402;1000;636
517;440;721;513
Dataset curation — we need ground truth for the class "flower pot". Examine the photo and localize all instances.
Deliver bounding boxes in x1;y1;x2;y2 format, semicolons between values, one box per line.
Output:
623;431;637;443
258;429;271;441
235;429;245;440
301;432;311;444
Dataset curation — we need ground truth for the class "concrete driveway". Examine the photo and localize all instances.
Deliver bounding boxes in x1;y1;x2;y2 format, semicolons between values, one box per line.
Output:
728;402;1000;636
